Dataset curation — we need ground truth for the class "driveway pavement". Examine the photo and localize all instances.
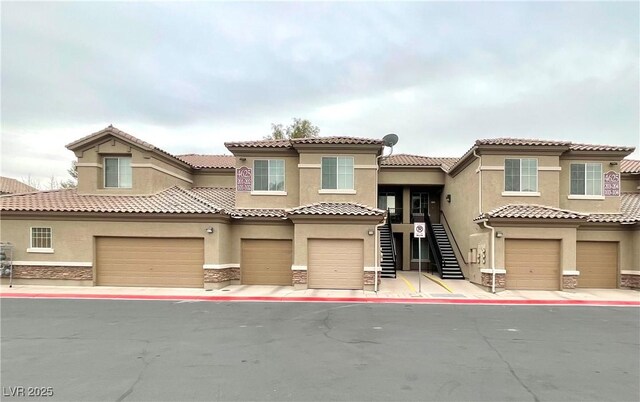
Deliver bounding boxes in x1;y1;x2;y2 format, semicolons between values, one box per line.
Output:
2;272;639;305
1;299;638;401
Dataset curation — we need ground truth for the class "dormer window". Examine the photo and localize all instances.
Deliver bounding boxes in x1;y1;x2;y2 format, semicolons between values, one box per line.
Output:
322;156;354;190
253;160;285;192
504;158;538;192
104;157;132;188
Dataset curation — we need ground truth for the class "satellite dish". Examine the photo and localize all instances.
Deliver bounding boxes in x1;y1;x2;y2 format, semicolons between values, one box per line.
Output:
382;133;399;147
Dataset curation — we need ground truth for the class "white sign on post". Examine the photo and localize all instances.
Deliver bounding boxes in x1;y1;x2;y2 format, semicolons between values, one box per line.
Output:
414;222;426;293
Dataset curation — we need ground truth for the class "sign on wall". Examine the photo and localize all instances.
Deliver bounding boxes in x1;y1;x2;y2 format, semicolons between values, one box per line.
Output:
603;170;620;197
236;166;252;192
414;222;426;238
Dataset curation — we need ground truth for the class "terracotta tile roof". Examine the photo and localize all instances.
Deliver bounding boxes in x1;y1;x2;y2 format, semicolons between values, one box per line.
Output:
291;136;384;146
475;204;588;221
224;139;293;149
476;138;571;147
621;159;640;174
569;143;636;152
0;177;38;195
381;154;458;170
588;193;640;223
229;208;287;218
0;186;225;214
287;202;384;216
188;187;235;210
176;155;235;169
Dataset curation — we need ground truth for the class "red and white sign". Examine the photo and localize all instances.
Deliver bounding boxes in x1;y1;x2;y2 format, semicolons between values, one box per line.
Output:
236;166;252;192
414;223;426;238
603;170;620;197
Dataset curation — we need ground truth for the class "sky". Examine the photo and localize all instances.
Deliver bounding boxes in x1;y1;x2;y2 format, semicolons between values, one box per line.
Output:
1;1;639;186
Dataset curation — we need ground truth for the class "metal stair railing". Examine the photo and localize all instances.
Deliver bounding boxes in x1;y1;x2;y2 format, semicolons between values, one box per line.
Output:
425;212;443;277
387;209;397;269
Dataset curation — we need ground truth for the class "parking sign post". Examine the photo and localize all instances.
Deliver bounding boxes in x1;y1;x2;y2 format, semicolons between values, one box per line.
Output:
414;221;426;294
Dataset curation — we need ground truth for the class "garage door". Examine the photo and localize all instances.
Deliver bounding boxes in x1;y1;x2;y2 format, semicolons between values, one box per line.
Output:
577;241;618;288
505;239;560;290
308;239;363;290
241;240;292;285
96;237;204;288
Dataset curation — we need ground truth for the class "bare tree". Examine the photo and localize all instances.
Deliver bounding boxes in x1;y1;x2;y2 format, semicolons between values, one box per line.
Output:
265;118;320;140
60;161;77;189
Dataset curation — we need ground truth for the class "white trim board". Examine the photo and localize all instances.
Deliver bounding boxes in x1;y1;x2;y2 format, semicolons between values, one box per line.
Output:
480;268;507;274
291;265;307;271
203;264;240;270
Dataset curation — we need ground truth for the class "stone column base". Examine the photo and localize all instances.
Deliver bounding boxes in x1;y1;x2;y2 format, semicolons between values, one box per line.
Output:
204;267;240;289
562;275;578;289
621;273;640;289
364;271;381;291
481;272;505;290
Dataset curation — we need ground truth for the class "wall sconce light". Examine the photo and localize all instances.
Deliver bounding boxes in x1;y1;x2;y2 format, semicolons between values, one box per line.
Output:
446;194;452;203
367;229;375;236
609;161;618;166
206;227;214;234
239;157;247;162
496;231;504;238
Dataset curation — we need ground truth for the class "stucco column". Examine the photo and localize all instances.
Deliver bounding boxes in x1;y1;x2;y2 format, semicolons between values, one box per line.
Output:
403;231;411;271
402;186;411;224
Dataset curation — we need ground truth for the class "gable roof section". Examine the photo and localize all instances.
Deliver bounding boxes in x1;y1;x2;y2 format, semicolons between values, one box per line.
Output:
224;139;293;149
621;159;640;174
476;138;571;147
176;154;235;169
189;187;235;210
381;154;459;170
588;193;640;223
229;208;287;218
287;202;384;216
224;136;384;150
0;177;38;194
0;186;227;214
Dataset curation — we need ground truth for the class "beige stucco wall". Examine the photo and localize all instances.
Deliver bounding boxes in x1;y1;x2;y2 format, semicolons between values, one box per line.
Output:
292;221;377;268
192;171;235;188
298;152;377;207
481;154;561;210
467;231;490;284
234;155;300;208
577;227;638;272
441;158;482;272
378;168;446;186
0;217;228;269
559;158;621;213
621;175;639;192
76;138;193;195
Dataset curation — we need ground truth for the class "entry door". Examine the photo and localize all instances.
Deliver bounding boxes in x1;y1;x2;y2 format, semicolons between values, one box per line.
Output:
412;193;428;215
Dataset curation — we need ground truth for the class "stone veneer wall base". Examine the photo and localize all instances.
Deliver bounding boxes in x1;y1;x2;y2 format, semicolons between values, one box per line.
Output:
2;266;93;281
620;274;640;289
204;268;240;288
562;275;578;290
480;272;506;290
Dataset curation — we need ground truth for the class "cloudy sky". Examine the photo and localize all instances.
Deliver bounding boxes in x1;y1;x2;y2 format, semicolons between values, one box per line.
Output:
2;1;638;185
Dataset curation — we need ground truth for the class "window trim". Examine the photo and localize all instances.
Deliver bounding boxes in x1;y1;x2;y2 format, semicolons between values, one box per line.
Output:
570;162;603;197
252;159;286;193
103;156;132;189
504;158;538;193
28;227;53;253
321;156;355;191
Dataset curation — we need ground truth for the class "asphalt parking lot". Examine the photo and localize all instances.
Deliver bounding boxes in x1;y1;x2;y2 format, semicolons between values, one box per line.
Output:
1;299;639;401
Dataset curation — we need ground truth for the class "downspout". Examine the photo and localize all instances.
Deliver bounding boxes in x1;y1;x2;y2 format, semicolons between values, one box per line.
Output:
473;149;482;213
482;220;496;294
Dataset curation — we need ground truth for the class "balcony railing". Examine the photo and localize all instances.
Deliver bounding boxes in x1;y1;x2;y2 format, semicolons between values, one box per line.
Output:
387;208;403;224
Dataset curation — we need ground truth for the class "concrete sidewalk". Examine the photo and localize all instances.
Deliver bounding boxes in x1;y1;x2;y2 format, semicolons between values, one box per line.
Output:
1;271;639;305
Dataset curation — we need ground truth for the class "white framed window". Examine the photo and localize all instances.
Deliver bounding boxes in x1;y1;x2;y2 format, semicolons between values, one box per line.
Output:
253;159;285;192
504;158;538;192
104;157;132;188
411;235;429;261
321;156;354;190
28;227;53;253
571;163;602;196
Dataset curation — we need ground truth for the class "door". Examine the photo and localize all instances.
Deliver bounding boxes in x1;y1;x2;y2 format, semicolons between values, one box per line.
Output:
96;237;204;288
241;239;292;285
577;241;618;288
308;239;364;289
505;239;561;290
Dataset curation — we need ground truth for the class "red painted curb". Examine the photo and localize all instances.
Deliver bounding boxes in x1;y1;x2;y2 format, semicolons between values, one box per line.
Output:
1;292;639;306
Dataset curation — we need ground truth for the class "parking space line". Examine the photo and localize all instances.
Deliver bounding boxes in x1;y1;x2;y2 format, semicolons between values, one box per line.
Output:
422;274;453;293
397;273;417;293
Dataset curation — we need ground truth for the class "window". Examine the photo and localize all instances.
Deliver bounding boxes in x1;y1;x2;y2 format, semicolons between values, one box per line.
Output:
104;157;132;188
411;236;428;261
571;163;602;195
505;158;537;192
30;227;52;249
253;160;285;191
411;192;428;214
322;156;354;190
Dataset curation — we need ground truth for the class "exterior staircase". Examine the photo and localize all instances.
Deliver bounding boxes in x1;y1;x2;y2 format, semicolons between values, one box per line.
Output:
379;220;396;278
430;223;464;280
